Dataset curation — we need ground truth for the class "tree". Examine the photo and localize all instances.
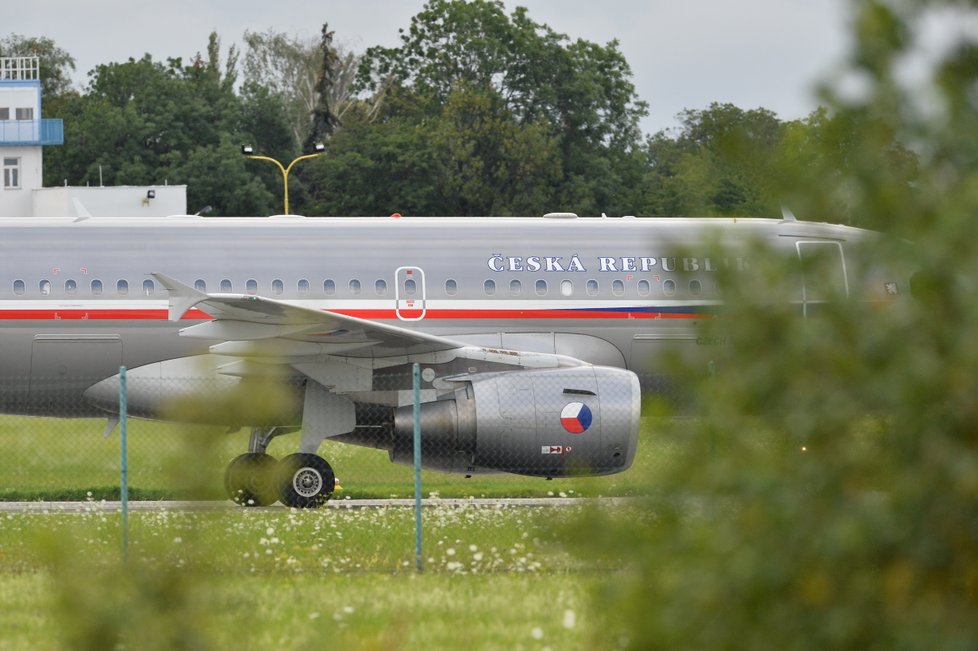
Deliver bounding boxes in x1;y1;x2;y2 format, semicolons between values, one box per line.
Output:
0;33;76;98
429;82;561;215
303;24;341;152
768;107;918;225
641;103;786;217
244;27;362;149
243;28;320;148
303;109;440;216
44;34;280;216
576;2;978;648
355;0;648;216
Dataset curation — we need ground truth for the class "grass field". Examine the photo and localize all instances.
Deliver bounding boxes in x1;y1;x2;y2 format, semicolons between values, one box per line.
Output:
0;502;633;650
0;414;680;649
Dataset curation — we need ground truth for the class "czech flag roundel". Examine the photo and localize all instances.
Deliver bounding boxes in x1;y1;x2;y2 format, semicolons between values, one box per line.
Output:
560;402;593;434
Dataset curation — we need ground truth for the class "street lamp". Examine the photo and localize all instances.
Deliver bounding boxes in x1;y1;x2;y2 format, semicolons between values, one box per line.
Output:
241;144;325;215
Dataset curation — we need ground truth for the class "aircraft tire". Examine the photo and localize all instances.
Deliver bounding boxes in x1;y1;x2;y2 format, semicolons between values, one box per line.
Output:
277;453;335;508
225;452;279;507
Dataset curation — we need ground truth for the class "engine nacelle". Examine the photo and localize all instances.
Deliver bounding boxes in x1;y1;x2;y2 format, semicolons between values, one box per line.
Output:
392;366;640;477
82;356;303;426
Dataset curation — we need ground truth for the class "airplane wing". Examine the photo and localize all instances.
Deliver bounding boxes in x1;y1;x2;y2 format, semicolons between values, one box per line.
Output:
152;272;464;360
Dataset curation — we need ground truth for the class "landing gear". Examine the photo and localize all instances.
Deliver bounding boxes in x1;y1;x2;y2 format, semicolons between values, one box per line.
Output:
223;427;336;508
276;453;336;508
224;452;278;506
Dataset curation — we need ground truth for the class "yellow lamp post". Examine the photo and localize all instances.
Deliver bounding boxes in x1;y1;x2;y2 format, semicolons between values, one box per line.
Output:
241;143;325;215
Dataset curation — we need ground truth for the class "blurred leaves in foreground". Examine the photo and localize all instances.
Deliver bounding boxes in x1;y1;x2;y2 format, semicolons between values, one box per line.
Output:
576;2;978;649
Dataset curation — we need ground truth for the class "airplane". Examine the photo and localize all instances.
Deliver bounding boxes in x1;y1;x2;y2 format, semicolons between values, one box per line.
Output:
0;212;907;507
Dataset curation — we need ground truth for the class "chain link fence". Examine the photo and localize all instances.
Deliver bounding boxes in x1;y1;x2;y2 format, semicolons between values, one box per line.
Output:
0;368;676;503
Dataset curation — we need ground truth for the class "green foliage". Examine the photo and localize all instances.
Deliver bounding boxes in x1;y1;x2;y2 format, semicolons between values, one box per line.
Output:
0;33;76;98
428;82;561;215
574;2;978;649
304;109;440;216
41;36;285;216
243;28;325;148
642;103;786;217
2;507;595;650
348;0;648;216
22;6;925;220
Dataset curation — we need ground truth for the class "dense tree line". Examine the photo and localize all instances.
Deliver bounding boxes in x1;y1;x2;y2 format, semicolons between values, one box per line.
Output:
4;0;916;222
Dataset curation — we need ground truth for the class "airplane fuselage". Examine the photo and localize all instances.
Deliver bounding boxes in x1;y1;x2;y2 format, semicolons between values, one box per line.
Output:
0;214;895;416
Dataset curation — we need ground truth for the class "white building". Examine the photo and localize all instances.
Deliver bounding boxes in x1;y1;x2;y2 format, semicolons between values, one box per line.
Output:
0;56;186;218
33;185;188;218
0;56;62;217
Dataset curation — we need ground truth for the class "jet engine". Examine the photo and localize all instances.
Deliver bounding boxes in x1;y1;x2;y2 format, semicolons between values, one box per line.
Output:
389;366;640;477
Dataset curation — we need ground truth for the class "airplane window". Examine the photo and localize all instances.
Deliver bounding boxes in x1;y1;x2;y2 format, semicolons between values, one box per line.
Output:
586;279;599;296
117;279;128;296
13;280;25;296
535;279;547;296
612;280;625;296
143;279;155;296
298;279;309;295
40;280;52;296
220;279;232;292
272;279;284;295
324;279;335;295
375;279;388;295
91;279;103;296
66;279;77;295
663;279;677;297
689;279;703;296
484;279;496;296
350;279;362;295
194;279;206;292
404;279;417;296
560;280;573;297
445;279;458;296
510;279;522;295
246;279;258;295
638;279;651;297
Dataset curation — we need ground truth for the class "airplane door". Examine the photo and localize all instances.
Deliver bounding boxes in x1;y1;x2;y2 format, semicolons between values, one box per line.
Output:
796;241;849;318
395;267;426;321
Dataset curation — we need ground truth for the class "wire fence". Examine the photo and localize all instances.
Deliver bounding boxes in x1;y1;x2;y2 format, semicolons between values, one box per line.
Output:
0;366;674;503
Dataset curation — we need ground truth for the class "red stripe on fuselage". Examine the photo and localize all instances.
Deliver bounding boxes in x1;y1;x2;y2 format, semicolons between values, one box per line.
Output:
0;307;701;321
0;308;211;320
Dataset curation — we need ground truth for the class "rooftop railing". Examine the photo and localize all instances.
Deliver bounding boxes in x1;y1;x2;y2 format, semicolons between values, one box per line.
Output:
0;57;40;81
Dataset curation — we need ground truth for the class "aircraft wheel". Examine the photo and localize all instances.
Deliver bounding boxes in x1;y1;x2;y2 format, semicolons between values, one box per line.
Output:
277;453;335;508
225;452;278;506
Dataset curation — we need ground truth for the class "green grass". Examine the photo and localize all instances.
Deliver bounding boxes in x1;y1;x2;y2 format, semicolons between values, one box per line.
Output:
0;571;602;651
0;503;625;650
0;413;684;501
0;412;673;648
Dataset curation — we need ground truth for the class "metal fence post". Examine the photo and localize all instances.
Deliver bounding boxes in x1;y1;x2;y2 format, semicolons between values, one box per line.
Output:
708;361;716;456
413;363;423;572
119;366;129;563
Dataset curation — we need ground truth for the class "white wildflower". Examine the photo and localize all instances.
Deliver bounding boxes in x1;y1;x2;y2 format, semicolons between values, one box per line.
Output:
563;610;576;629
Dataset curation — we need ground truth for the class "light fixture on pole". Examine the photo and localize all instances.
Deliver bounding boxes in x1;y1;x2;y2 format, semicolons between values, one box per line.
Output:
241;144;324;215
